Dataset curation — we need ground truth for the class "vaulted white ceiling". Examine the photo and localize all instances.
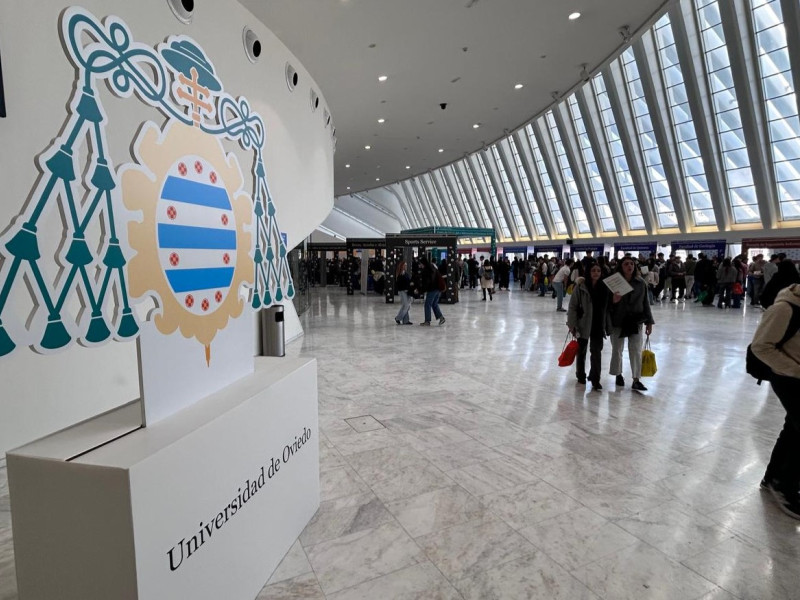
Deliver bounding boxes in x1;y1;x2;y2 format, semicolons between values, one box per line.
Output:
240;0;670;197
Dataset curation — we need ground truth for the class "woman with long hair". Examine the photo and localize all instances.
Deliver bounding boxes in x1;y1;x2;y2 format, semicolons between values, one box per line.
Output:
567;263;609;390
608;256;655;391
394;260;414;325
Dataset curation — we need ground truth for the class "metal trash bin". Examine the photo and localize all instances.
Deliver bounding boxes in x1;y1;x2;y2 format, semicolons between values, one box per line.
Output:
261;305;285;357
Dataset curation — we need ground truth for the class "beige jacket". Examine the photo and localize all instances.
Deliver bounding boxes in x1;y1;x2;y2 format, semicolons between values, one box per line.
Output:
751;283;800;379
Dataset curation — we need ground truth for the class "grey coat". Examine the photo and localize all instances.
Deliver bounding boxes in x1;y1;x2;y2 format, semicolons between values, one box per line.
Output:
567;278;611;339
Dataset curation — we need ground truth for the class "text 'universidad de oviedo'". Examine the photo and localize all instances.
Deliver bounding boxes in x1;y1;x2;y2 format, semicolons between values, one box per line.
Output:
167;427;312;572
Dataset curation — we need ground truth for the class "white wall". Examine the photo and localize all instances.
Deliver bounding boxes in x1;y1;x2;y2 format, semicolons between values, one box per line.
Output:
0;0;333;452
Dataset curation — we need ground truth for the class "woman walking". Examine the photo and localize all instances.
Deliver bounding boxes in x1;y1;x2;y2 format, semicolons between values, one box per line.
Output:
608;257;655;391
480;260;495;301
567;264;609;390
394;261;414;325
716;257;738;308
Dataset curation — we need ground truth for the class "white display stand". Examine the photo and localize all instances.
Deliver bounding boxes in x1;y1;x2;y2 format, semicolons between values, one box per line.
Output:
6;357;319;600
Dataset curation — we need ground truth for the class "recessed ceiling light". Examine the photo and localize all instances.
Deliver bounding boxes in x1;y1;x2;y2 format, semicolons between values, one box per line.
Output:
376;177;381;181
346;186;351;190
473;123;480;129
514;83;524;90
568;12;581;20
405;165;411;169
378;118;385;123
364;145;371;150
345;164;350;168
438;148;444;153
378;75;388;82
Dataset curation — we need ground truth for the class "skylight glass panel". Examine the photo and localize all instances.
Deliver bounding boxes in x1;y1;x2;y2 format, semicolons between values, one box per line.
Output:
465;159;495;230
591;73;646;230
423;174;451;225
525;124;569;235
439;172;465;227
412;178;438;225
449;165;478;227
696;0;760;223
751;0;800;221
567;95;616;232
508;136;548;236
545;111;592;233
491;145;529;238
654;14;717;227
620;47;679;228
475;153;512;238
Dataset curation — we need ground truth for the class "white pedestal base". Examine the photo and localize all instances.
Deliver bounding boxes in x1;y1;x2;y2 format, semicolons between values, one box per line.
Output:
7;357;319;600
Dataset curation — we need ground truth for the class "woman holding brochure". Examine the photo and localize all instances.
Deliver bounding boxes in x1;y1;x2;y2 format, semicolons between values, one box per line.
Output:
606;257;654;391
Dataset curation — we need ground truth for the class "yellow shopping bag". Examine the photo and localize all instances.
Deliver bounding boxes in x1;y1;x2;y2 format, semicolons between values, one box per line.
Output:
641;335;657;377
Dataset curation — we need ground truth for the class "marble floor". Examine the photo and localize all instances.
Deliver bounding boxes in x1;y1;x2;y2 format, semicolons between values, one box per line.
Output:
2;285;800;599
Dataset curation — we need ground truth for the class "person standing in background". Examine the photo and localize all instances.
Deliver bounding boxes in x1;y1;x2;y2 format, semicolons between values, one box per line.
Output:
480;259;495;301
749;254;767;306
685;254;697;299
394;261;415;325
669;255;686;302
552;258;573;312
763;254;780;286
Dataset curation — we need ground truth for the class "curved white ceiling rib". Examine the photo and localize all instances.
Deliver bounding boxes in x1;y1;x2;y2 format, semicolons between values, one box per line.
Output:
240;0;671;196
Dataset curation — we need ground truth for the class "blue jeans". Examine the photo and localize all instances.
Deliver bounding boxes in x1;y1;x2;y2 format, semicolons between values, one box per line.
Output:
554;281;565;309
424;290;443;323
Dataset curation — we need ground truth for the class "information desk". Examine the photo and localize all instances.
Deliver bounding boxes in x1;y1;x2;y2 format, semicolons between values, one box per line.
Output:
7;357;319;600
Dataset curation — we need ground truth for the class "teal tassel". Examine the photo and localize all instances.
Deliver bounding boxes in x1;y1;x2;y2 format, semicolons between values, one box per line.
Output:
251;293;262;309
41;317;71;350
287;283;295;298
117;309;139;338
256;161;265;177
275;288;283;302
262;290;272;305
0;321;16;357
66;236;93;266
91;161;116;191
266;246;274;261
5;225;40;260
279;245;286;258
254;248;263;263
267;202;276;217
103;243;126;268
76;91;103;123
254;202;264;217
85;313;110;343
45;147;76;181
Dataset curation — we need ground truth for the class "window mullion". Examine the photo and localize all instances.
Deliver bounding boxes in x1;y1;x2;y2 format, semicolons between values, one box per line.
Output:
514;130;556;238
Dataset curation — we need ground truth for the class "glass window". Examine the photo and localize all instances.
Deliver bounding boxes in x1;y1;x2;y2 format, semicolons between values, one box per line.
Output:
525;124;569;235
464;159;494;230
620;47;679;227
545;111;591;233
567;95;617;232
696;0;760;223
508;137;548;236
751;0;800;221
448;165;478;227
591;72;646;230
475;154;513;238
654;14;716;226
491;145;528;238
437;173;465;228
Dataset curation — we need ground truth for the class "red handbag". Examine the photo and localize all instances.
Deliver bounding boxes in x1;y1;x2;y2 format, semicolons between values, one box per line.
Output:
558;334;579;367
732;282;744;296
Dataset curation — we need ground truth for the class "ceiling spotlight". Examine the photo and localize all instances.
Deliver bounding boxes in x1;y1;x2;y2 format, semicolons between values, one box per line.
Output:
346;186;351;190
378;75;388;82
438;148;444;153
345;163;350;168
378;118;385;123
405;165;411;169
473;123;480;129
580;63;589;81
365;145;371;150
514;83;524;89
568;12;581;20
619;25;632;44
376;177;381;181
551;91;560;101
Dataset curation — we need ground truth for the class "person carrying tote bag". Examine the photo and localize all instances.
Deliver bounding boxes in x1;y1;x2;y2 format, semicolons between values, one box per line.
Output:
566;264;609;390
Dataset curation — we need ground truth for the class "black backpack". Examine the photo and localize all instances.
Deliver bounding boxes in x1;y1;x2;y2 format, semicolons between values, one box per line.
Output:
746;303;800;385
